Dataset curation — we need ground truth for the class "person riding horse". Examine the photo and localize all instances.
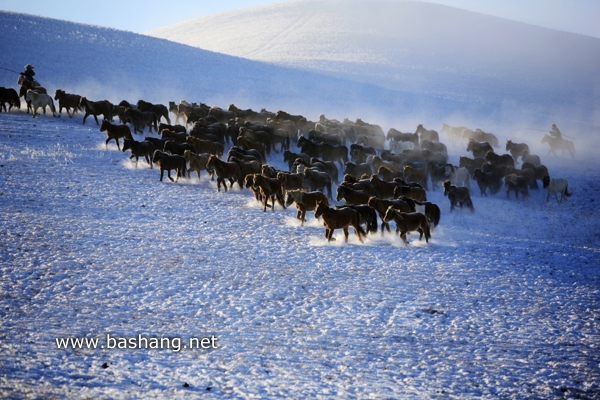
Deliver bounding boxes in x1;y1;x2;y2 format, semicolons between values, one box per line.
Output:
20;64;35;83
549;124;563;141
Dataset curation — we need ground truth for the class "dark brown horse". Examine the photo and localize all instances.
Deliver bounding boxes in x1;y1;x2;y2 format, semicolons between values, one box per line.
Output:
285;190;329;225
206;156;242;191
137;100;170;124
152;150;186;182
123;138;154;168
442;180;474;212
0;87;20;112
100;120;132;150
383;207;431;245
54;89;81;117
252;174;286;212
80;97;114;125
368;196;413;234
314;201;366;243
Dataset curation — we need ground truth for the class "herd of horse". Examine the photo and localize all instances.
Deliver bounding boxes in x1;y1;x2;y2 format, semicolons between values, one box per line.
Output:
0;81;576;244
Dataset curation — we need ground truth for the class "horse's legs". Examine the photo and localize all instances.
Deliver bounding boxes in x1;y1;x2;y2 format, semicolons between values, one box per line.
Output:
82;113;89;125
343;227;349;243
167;170;174;182
401;231;409;245
159;168;164;181
93;115;99;126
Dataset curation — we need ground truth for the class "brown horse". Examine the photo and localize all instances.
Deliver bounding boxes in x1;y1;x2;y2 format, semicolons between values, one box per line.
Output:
368;196;413;234
137;100;170;124
285;190;329;225
125;108;158;134
123;138;154;168
80;97;114;125
485;151;515;169
336;185;371;205
442;180;474;212
0;87;20;112
206;156;241;191
505;140;530;161
152;150;186;182
54;89;81;117
467;139;493;159
236;136;266;163
100;120;132;150
314;201;366;243
505;174;529;200
252;174;286;212
383;207;431;245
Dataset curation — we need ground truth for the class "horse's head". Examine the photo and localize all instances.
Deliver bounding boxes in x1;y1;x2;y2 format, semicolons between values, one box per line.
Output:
383;206;397;223
122;138;133;152
335;187;345;202
466;139;475;152
542;175;550;188
442;180;452;196
285;190;299;207
314;201;327;219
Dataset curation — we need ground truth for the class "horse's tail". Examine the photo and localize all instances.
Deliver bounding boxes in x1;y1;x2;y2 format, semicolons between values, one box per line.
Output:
431;204;441;227
465;196;475;212
424;219;431;243
564;184;572;197
355;217;367;238
368;209;378;233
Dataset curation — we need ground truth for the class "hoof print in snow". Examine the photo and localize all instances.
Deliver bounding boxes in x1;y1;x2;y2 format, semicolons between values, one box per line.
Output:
101;362;109;369
425;308;444;315
182;382;190;388
206;387;212;391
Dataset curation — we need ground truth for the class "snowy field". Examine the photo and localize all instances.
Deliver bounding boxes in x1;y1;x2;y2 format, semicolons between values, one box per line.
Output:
0;108;599;399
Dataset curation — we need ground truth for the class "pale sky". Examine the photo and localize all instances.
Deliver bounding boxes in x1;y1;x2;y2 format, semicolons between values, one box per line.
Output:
1;0;599;38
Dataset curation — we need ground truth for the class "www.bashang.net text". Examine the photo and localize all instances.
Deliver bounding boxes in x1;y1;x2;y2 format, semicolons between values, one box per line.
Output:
55;334;218;352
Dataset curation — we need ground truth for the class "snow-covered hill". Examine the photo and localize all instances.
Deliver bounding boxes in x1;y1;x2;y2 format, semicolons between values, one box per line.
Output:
148;0;600;130
0;7;599;399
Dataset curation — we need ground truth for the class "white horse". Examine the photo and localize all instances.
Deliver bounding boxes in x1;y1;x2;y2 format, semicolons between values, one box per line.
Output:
25;90;56;118
446;164;471;188
389;139;415;153
542;175;572;204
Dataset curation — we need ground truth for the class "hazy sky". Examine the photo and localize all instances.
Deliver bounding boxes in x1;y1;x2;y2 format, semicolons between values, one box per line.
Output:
1;0;599;38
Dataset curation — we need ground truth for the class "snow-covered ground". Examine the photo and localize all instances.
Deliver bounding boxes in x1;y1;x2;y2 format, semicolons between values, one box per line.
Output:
1;6;599;400
1;107;599;399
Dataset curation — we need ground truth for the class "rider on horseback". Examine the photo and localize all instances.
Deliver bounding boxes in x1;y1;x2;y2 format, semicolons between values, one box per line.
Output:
549;124;563;141
20;64;35;83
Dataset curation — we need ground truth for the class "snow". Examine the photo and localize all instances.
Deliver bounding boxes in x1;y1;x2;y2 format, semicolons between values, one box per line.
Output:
1;6;600;400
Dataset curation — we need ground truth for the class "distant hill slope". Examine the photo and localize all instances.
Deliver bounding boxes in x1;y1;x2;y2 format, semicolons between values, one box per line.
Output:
0;11;438;124
148;0;600;128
